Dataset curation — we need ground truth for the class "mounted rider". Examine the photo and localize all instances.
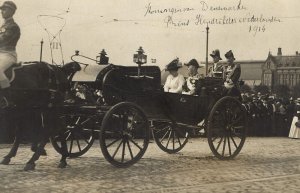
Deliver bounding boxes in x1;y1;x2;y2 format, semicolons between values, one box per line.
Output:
0;1;20;104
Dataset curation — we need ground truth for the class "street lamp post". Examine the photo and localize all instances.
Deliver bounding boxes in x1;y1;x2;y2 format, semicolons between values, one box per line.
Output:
133;46;147;77
205;25;209;76
40;39;44;62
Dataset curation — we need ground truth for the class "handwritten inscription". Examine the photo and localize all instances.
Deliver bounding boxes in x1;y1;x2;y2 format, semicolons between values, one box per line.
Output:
200;0;247;11
144;3;194;17
144;0;281;36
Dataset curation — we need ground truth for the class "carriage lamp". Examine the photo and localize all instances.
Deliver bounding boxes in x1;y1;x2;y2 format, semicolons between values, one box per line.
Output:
133;46;147;77
96;49;109;65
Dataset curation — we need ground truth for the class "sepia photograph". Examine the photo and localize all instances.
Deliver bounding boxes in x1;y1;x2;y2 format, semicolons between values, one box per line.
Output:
0;0;299;192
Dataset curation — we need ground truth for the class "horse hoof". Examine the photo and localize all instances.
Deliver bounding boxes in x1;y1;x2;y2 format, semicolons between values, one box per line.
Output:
58;161;67;169
24;163;35;171
1;157;11;165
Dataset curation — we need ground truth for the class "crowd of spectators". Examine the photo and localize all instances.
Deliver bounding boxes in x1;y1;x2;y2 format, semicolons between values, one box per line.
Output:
242;92;297;137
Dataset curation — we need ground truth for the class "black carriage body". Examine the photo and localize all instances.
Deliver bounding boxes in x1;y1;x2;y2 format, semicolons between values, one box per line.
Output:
52;63;246;164
72;64;226;126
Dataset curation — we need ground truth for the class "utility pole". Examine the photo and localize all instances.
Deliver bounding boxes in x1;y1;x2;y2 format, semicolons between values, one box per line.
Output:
40;39;44;62
205;25;209;76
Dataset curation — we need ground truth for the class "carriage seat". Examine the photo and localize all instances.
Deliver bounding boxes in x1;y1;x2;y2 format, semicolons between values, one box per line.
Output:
4;62;23;83
195;77;224;96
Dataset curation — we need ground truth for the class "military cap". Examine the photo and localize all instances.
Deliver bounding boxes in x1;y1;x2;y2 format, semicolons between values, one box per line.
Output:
210;49;222;60
0;1;17;10
165;58;182;71
225;50;235;60
184;59;200;68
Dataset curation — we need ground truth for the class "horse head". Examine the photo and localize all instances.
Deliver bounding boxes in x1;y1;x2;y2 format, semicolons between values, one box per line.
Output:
61;62;81;77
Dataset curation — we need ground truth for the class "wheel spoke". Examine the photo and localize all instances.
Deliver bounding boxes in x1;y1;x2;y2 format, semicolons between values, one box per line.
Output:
76;139;82;152
177;135;182;146
172;130;175;150
230;135;238;148
211;136;218;142
121;139;126;162
75;117;81;124
126;139;134;159
65;131;72;141
222;136;226;156
160;128;170;143
129;138;143;151
165;129;172;149
215;137;223;151
112;140;123;159
227;136;232;156
231;131;243;139
74;131;90;144
106;138;122;148
80;117;91;125
154;126;168;135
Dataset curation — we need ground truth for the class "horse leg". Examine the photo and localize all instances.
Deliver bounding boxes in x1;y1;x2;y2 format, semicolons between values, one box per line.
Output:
24;138;48;171
31;112;47;156
1;127;21;165
58;138;68;168
24;121;49;172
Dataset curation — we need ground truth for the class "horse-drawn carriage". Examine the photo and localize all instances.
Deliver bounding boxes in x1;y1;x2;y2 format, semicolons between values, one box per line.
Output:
50;52;247;167
1;52;247;170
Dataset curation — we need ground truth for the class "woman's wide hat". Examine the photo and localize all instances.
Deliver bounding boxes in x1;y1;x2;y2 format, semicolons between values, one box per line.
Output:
165;58;182;71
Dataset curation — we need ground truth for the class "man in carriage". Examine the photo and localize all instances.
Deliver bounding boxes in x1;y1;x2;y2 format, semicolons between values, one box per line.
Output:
0;1;20;105
209;49;224;78
223;50;241;98
182;58;203;95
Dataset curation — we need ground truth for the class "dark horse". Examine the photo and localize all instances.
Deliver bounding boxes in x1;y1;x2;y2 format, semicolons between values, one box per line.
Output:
0;61;81;171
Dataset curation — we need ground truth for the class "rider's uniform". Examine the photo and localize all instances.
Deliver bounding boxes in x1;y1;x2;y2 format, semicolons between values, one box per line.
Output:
0;17;20;88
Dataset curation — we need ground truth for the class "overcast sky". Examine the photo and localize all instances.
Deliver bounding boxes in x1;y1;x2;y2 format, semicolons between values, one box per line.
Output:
6;0;300;68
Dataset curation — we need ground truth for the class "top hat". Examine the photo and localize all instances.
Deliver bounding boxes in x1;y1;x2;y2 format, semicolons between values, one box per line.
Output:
0;1;17;10
165;58;182;71
184;59;200;68
225;50;235;60
210;49;222;60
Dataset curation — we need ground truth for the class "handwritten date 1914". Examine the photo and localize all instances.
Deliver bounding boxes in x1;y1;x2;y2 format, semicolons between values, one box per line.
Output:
249;25;266;36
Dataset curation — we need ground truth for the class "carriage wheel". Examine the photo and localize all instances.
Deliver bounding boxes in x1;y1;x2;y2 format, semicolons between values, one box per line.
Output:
152;122;189;154
207;96;247;160
100;102;149;167
50;114;96;158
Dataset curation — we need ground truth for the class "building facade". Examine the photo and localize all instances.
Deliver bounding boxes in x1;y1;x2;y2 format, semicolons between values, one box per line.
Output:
262;48;300;88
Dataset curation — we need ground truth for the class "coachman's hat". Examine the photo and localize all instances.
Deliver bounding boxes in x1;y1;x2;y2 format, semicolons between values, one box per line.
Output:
184;59;200;68
210;49;222;60
0;1;17;10
225;50;235;60
165;58;182;71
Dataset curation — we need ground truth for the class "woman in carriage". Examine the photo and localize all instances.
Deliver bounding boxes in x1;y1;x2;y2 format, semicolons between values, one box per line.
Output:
163;58;185;93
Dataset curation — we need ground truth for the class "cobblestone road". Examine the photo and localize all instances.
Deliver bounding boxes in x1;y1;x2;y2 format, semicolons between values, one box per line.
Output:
0;137;299;193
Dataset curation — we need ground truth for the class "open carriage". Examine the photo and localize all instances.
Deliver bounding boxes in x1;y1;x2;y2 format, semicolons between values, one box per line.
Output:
50;53;247;167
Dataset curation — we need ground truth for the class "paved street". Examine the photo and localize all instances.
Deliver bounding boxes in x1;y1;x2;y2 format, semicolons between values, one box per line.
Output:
0;137;299;193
